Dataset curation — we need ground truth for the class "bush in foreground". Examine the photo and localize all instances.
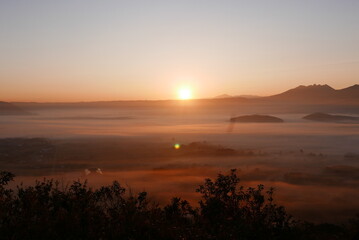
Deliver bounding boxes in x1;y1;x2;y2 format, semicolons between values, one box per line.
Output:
0;170;358;240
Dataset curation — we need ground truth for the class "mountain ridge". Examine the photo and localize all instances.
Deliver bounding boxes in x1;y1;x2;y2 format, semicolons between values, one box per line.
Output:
262;84;359;103
0;101;31;115
8;84;359;107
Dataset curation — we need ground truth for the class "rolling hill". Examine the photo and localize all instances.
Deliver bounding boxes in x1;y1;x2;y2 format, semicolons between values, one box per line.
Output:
230;114;284;123
0;101;30;115
303;113;359;123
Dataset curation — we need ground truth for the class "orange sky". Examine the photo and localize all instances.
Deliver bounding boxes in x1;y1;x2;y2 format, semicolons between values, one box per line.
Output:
1;1;358;102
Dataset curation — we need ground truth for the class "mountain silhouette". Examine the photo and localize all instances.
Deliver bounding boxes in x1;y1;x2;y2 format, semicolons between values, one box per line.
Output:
214;94;233;99
214;94;261;99
264;84;359;103
0;101;30;115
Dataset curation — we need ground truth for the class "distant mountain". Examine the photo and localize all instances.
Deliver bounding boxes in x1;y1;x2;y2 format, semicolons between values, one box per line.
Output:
303;112;359;123
237;95;261;99
265;84;359;103
268;84;335;100
337;84;359;96
214;94;261;99
214;84;359;103
214;94;233;99
230;114;284;123
0;101;30;115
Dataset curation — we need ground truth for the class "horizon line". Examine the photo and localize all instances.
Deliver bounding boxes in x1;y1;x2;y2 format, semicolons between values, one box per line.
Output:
3;83;358;104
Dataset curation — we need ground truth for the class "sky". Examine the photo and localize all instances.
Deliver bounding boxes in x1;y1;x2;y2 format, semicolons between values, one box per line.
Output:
1;0;359;102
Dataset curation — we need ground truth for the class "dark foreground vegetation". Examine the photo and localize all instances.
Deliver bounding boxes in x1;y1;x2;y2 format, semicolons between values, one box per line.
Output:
0;170;358;240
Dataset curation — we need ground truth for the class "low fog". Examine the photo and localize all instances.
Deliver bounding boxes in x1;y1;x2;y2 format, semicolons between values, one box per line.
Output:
1;103;359;223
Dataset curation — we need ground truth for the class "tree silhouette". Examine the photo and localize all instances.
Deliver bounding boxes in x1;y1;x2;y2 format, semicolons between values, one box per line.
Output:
0;169;358;239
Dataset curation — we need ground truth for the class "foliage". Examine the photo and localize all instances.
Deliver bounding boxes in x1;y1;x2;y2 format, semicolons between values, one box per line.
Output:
0;169;357;240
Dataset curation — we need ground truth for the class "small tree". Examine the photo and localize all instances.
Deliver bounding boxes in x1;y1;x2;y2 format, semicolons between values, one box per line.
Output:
196;169;293;239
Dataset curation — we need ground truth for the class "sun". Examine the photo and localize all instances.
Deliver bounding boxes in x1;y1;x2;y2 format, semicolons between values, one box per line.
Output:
178;87;192;100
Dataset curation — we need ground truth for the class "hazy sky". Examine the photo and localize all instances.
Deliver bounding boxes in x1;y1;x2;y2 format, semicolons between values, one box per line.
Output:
1;0;359;101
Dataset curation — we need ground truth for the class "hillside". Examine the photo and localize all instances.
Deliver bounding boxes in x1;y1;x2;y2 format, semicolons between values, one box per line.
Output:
263;84;359;104
0;101;30;115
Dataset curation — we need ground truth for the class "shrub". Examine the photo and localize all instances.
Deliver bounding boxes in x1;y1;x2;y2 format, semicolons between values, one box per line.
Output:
0;170;358;239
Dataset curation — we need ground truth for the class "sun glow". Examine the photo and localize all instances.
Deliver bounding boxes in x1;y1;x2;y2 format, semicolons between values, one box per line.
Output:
178;88;192;100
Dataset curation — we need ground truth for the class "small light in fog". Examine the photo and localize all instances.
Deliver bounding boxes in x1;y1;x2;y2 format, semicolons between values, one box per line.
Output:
84;169;91;175
174;143;181;149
